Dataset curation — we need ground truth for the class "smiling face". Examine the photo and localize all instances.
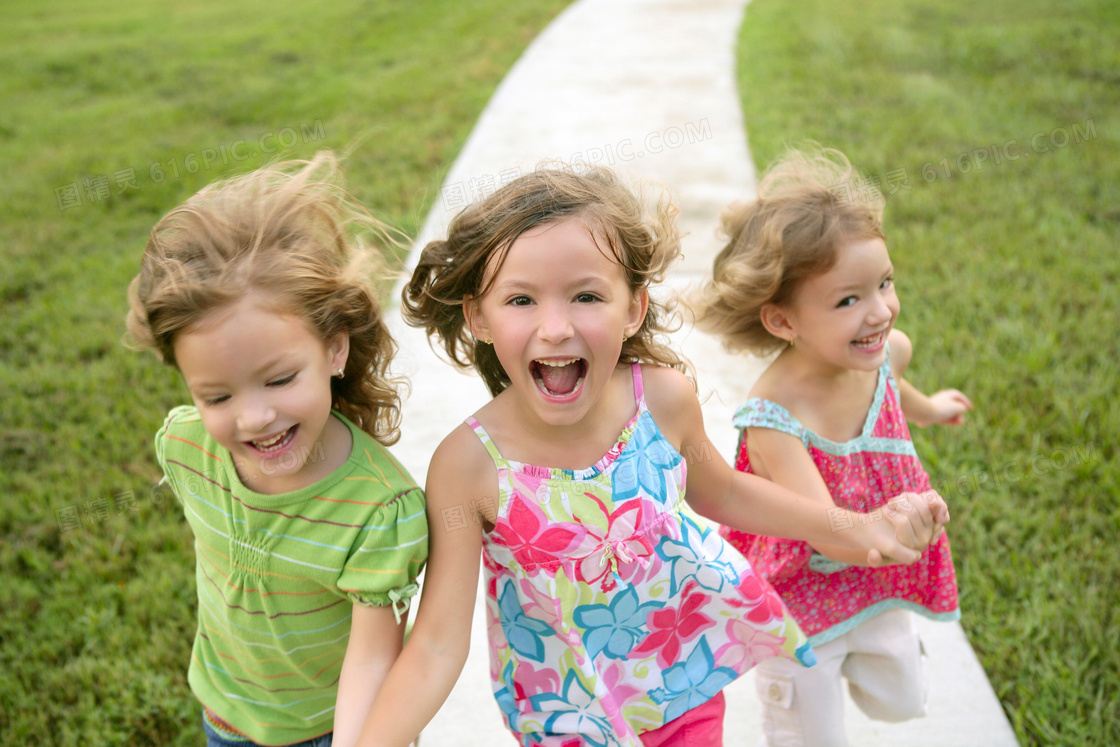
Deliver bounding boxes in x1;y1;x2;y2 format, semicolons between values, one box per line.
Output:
769;237;899;374
172;292;350;494
467;218;647;429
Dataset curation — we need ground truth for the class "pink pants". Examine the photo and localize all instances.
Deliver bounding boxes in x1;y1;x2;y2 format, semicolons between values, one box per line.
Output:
640;690;726;747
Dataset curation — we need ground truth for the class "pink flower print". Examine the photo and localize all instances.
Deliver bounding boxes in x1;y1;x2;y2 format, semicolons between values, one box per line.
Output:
598;659;644;732
726;572;787;625
493;493;586;569
521;581;584;658
512;659;562;700
573;495;654;592
631;584;715;669
714;616;786;671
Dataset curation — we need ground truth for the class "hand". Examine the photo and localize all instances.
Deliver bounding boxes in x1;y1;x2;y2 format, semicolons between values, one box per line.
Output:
924;389;973;426
864;490;949;567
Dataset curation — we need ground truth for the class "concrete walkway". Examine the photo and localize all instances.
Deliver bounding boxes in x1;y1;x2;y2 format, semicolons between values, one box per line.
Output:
387;0;1019;744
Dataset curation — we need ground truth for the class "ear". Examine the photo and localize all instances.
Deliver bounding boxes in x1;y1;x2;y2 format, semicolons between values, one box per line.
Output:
328;332;350;373
760;302;796;343
624;287;650;339
464;297;491;342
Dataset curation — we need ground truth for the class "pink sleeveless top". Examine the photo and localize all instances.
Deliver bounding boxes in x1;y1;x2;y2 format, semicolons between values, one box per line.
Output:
720;353;959;644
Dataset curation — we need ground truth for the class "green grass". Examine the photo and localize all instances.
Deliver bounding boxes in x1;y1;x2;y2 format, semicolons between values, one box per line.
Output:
733;0;1118;744
0;1;571;743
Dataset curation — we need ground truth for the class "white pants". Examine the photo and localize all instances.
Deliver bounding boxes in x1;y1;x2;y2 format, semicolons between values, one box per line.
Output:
754;608;928;747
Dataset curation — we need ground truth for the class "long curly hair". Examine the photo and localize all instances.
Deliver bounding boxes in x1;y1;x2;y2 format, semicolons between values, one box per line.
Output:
126;151;406;444
692;145;886;356
402;163;689;397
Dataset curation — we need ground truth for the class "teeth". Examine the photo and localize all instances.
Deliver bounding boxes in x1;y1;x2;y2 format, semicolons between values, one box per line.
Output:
535;358;580;366
253;427;292;451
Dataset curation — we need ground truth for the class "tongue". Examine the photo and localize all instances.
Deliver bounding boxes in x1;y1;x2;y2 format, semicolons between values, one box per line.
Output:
538;362;580;395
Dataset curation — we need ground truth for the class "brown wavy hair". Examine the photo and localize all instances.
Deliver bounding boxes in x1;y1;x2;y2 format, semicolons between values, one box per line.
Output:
402;163;689;397
126;151;406;444
692;145;886;356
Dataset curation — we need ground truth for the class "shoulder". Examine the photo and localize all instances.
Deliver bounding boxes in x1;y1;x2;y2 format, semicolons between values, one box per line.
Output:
155;405;210;459
888;328;913;378
640;364;699;416
344;418;422;496
425;420;498;511
640;364;704;445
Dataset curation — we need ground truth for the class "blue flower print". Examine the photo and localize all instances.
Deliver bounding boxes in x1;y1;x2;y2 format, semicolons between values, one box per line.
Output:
573;585;664;661
499;581;555;662
528;669;616;747
656;519;740;596
649;638;737;722
613;416;682;505
494;661;520;731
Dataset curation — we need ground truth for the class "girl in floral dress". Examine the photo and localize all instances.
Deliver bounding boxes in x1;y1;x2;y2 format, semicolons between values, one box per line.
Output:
356;164;948;747
693;146;971;746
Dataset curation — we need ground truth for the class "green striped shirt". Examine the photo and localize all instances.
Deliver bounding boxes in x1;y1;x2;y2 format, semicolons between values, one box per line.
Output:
155;406;428;745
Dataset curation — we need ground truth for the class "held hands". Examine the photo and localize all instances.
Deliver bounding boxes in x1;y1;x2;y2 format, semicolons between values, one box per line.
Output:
862;490;950;567
921;389;973;427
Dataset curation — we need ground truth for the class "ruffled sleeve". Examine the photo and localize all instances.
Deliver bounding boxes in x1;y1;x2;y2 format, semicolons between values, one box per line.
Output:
337;486;429;622
732;398;810;448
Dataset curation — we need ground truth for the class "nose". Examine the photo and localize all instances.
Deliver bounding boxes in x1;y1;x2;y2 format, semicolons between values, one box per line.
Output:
237;394;277;435
537;302;574;344
868;292;895;327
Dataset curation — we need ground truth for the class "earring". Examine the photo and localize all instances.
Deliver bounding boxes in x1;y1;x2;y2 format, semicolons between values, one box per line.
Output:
335;368;345;378
478;337;492;345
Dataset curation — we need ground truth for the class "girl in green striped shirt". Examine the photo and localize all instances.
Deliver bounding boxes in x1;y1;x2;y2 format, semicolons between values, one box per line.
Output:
127;152;428;747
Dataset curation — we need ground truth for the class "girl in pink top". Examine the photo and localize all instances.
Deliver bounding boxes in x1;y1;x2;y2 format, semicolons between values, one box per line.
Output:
694;145;972;746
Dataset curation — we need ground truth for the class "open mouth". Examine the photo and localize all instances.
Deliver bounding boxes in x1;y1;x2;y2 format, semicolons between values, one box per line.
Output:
852;331;886;350
530;358;587;398
249;425;297;453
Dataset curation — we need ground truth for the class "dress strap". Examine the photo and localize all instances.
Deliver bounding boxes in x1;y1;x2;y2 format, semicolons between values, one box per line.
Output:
464;416;505;463
630;362;647;411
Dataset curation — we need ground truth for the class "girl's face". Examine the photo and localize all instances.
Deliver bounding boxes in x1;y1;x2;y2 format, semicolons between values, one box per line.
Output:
777;237;899;373
469;218;647;429
173;292;350;494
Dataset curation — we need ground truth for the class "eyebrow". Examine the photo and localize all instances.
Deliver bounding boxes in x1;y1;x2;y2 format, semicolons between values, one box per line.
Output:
834;265;894;293
494;275;613;292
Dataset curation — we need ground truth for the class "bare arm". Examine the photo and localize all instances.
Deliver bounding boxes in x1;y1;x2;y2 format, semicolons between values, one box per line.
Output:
890;329;972;427
747;426;888;566
350;425;491;747
644;366;941;565
333;604;406;746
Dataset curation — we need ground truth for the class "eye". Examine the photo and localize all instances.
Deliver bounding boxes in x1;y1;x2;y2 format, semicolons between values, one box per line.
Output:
575;292;600;303
508;295;532;307
268;373;296;388
880;275;894;290
203;395;229;407
837;296;858;308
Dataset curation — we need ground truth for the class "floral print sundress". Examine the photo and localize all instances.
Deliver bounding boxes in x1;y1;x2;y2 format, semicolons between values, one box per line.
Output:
469;363;815;746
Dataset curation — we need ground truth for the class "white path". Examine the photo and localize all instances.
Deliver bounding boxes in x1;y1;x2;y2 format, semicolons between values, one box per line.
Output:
387;0;1019;744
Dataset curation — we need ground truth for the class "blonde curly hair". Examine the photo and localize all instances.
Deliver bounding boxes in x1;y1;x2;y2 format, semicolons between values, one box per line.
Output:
693;145;886;356
126;151;406;444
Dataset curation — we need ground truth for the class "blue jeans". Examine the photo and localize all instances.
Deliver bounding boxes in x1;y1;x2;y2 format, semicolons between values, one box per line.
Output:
203;715;332;747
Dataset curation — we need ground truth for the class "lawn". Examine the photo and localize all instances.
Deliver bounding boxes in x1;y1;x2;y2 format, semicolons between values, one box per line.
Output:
732;0;1118;744
0;1;571;743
